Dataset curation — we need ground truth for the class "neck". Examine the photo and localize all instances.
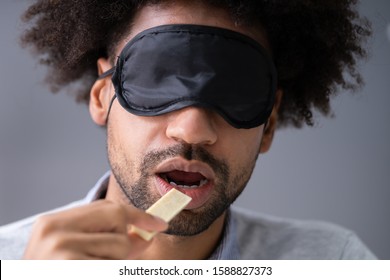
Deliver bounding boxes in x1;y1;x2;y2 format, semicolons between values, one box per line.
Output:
105;174;227;259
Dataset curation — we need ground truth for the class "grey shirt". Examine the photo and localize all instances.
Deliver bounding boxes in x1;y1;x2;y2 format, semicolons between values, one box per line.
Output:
0;172;376;260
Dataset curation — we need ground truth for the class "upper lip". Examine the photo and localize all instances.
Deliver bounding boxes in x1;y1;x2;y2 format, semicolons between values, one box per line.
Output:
155;157;215;181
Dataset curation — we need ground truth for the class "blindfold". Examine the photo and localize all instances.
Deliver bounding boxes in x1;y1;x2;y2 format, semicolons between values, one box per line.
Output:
99;24;277;129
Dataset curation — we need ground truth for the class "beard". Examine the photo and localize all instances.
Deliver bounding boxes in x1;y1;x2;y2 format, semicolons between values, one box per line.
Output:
108;141;257;236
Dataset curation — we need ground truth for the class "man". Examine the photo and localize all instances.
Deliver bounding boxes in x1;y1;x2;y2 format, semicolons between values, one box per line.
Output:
0;0;375;259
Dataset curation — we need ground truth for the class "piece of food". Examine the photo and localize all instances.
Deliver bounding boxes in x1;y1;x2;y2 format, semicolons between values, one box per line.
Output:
130;188;192;241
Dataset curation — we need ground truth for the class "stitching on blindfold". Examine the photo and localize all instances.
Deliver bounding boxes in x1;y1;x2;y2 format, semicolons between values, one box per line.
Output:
119;24;272;62
102;25;260;80
121;95;219;111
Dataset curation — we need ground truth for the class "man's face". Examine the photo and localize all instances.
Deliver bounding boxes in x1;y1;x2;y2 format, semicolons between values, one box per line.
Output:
103;2;269;236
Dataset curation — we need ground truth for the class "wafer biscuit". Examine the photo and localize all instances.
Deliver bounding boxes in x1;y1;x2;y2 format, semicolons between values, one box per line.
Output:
130;189;192;241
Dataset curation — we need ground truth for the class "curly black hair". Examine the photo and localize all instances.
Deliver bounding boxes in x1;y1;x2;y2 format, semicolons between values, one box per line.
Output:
21;0;371;127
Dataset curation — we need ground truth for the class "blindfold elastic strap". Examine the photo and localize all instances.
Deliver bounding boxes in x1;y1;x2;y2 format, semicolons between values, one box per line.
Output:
98;67;116;80
96;67;117;124
105;94;117;125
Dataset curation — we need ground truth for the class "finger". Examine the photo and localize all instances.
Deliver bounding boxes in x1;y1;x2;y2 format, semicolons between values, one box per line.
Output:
122;204;168;232
24;228;149;260
126;232;155;260
35;201;127;233
23;232;103;260
56;232;135;259
56;231;154;260
37;200;167;234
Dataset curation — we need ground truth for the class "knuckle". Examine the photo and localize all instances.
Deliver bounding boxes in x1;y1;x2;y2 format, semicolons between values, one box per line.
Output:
42;232;88;259
46;232;70;251
109;202;124;213
106;202;127;220
33;214;57;235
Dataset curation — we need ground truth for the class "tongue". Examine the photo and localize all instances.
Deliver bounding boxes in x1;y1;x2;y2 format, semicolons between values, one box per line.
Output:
165;170;205;185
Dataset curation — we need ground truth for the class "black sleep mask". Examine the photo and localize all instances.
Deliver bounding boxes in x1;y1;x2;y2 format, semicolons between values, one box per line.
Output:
99;24;277;129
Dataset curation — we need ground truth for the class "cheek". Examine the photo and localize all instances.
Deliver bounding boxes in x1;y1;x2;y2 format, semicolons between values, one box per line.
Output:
108;106;167;159
218;126;264;163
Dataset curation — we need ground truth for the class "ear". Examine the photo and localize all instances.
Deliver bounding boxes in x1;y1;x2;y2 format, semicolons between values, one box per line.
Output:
259;88;283;154
89;58;114;126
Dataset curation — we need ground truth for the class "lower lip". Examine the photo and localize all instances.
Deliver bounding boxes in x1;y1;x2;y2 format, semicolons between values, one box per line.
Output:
154;176;214;209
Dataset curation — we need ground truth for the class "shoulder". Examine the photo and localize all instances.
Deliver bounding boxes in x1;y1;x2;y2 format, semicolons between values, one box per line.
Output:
0;200;85;260
231;207;376;260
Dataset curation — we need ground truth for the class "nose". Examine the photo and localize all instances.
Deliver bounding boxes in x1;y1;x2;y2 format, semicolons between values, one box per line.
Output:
166;107;218;146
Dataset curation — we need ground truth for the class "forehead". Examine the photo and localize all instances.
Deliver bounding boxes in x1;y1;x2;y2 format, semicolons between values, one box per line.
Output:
115;2;269;56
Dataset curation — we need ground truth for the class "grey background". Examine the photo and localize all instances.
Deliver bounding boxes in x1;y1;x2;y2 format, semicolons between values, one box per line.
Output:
0;0;389;259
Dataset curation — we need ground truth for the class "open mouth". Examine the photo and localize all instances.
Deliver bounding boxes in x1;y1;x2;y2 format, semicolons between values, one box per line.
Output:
158;170;209;189
154;159;216;209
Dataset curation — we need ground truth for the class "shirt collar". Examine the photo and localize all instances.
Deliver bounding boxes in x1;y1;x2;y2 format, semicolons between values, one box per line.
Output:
84;170;111;202
208;210;241;259
85;171;241;259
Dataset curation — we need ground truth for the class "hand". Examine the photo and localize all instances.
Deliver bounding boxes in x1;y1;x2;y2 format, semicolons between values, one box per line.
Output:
23;200;168;259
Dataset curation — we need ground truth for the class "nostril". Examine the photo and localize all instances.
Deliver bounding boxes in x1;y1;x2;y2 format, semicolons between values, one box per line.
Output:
166;107;218;145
